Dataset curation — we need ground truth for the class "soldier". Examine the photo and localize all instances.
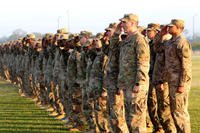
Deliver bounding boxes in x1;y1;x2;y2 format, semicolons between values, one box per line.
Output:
22;34;36;97
147;25;175;132
89;34;111;132
146;23;163;132
51;30;67;119
165;19;192;133
117;13;150;132
66;32;83;130
103;22;129;133
58;33;70;119
45;33;58;114
75;31;93;130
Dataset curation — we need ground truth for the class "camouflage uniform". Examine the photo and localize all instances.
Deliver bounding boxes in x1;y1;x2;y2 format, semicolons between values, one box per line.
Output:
89;50;110;132
118;30;150;132
58;47;70;114
146;23;162;131
22;45;33;97
152;33;176;133
164;34;192;133
44;44;55;108
53;45;64;115
103;32;129;133
67;46;82;126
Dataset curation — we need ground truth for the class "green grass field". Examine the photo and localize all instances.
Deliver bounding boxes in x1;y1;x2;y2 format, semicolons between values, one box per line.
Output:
0;81;69;133
0;55;199;132
189;55;200;132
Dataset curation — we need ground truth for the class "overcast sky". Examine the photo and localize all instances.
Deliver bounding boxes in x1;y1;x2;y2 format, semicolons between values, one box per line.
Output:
0;0;199;37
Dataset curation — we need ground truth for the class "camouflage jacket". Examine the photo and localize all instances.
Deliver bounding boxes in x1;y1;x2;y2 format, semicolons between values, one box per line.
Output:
164;35;192;86
117;31;150;88
89;51;108;93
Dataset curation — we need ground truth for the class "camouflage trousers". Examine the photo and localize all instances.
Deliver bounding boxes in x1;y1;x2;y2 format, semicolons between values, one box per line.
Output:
22;73;33;97
107;86;129;133
155;82;176;133
44;76;55;108
68;84;83;126
59;78;68;114
52;80;64;115
92;87;111;133
169;83;191;133
122;84;148;133
147;82;162;131
81;82;98;131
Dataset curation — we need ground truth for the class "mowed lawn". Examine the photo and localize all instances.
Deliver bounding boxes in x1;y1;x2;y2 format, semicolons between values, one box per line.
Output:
0;55;199;133
189;55;200;132
0;81;69;133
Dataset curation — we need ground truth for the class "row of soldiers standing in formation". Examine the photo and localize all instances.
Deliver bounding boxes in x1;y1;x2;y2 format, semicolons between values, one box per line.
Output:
0;13;192;133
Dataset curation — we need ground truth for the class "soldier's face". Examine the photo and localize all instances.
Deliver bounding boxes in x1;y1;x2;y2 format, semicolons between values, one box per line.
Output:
80;37;87;45
168;25;178;35
121;20;133;33
147;30;157;40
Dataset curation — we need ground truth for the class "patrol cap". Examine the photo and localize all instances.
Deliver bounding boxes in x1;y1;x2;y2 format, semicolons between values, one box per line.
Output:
58;34;69;40
168;19;185;29
68;33;79;41
45;33;54;39
79;31;92;38
95;32;103;39
27;34;36;39
105;23;117;31
119;13;139;22
146;23;160;31
57;28;68;34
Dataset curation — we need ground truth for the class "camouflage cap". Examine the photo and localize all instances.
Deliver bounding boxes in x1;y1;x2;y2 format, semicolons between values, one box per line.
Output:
119;13;139;22
45;33;54;39
146;23;160;31
79;31;92;38
18;37;23;41
168;19;185;29
58;33;69;40
105;23;117;31
68;33;79;40
95;32;103;39
27;34;36;39
57;28;68;34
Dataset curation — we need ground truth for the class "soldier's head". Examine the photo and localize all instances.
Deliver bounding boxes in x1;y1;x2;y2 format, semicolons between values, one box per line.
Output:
26;34;36;45
146;23;160;40
82;38;93;51
104;23;117;38
119;13;139;33
44;33;54;46
168;19;184;36
94;38;102;52
79;31;92;45
58;34;69;47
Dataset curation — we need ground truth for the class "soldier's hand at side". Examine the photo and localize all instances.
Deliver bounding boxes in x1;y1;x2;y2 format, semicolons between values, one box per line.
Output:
156;84;164;91
177;86;185;93
116;87;122;95
101;90;107;98
133;85;141;93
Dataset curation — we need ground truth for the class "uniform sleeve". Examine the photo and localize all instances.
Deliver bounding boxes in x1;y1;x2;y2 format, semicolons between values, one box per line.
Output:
135;37;150;85
177;39;192;87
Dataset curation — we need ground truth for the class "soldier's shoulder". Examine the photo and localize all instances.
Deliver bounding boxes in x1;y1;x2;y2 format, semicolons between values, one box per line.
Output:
135;31;148;44
178;35;191;47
